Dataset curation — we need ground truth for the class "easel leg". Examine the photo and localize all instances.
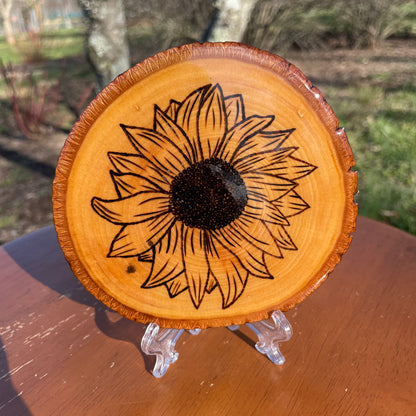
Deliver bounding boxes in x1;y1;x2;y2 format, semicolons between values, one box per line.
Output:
141;311;292;377
141;323;183;378
140;323;200;377
246;310;293;364
228;311;292;364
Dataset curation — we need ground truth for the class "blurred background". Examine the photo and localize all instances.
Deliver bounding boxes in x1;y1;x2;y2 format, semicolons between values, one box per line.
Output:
0;0;415;244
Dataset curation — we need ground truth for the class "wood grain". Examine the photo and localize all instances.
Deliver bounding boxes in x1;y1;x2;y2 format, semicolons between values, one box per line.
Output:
52;42;357;328
0;217;415;415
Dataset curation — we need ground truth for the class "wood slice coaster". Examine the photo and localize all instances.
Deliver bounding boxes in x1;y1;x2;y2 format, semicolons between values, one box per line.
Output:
53;42;357;329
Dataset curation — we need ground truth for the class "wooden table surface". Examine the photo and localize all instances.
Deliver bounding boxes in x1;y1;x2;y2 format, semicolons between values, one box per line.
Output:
0;216;415;416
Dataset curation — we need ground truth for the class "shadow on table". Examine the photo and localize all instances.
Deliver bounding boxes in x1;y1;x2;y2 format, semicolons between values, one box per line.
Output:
3;226;261;374
3;225;154;371
93;308;156;373
0;338;33;416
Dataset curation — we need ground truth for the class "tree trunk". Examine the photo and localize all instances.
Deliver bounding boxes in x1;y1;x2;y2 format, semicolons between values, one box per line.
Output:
0;0;15;45
79;0;130;91
207;0;257;42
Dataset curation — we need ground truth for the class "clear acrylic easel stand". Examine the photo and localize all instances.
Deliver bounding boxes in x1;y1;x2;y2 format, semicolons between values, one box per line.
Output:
141;310;292;378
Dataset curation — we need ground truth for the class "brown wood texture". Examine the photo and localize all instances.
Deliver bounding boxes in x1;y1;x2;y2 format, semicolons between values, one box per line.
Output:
0;217;415;415
53;42;357;328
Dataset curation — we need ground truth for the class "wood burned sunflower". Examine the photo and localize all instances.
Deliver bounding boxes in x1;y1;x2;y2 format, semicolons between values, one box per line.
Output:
91;83;316;309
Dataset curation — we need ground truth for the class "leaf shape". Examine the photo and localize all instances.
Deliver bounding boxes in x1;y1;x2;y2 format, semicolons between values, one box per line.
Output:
224;94;245;128
207;230;249;308
165;273;189;297
236;147;298;175
108;152;142;174
197;84;227;159
214;224;271;278
176;85;209;160
232;217;283;259
206;273;218;293
274;190;310;218
121;124;189;176
267;224;297;251
244;195;290;226
108;151;170;187
164;99;181;119
107;214;174;257
244;174;297;203
92;192;170;225
142;222;183;288
153;106;195;163
232;130;295;173
182;227;210;308
217;115;274;161
275;156;317;180
110;172;169;198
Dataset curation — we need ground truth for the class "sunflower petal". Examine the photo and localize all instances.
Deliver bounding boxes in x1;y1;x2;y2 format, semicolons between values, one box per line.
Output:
218;262;249;308
244;174;297;202
244;252;273;279
142;222;184;288
268;224;297;251
256;129;294;150
233;137;295;173
164;99;181;119
262;204;290;226
107;226;140;257
206;273;218;293
121;124;189;175
138;249;153;262
244;195;290;226
207;231;249;308
108;152;170;187
197;84;227;159
274;190;310;218
110;172;169;198
108;152;142;174
182;227;210;308
92;192;170;225
176;85;209;160
217;115;274;161
224;94;245;128
111;172;141;198
262;226;297;273
214;225;271;278
235;147;298;174
275;156;317;180
233;218;283;259
153;106;195;163
107;214;174;257
165;274;189;297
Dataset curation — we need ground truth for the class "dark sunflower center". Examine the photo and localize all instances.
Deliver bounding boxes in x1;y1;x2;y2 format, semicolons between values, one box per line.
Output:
169;158;248;230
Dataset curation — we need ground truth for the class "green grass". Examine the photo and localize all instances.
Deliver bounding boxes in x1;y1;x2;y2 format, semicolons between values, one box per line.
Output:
1;23;415;237
0;28;85;65
0;213;18;228
41;28;85;61
326;82;416;234
0;166;31;187
0;39;22;63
